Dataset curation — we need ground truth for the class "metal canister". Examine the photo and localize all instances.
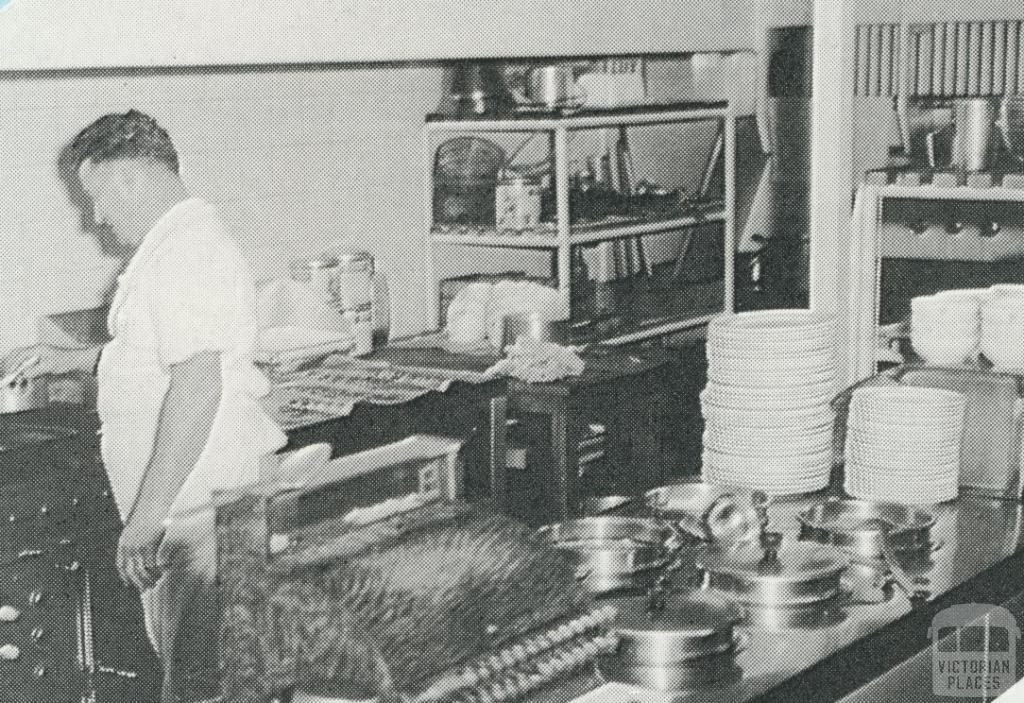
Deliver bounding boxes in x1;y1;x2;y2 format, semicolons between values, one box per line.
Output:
495;169;542;232
328;248;375;356
289;254;339;306
290;249;376;355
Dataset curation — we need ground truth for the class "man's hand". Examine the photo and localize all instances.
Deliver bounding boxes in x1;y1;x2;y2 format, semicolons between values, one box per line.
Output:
117;514;168;590
2;344;101;379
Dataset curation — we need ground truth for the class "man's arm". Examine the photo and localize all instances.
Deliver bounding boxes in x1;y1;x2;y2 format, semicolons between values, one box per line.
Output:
117;351;221;589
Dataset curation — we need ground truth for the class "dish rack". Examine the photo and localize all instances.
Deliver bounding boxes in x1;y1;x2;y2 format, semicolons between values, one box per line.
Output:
212;437;615;703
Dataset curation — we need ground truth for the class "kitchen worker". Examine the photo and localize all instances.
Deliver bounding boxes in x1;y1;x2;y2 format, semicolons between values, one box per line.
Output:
3;109;286;702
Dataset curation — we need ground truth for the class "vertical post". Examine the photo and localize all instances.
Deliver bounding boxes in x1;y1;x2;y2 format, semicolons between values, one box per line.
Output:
724;109;736;313
554;126;572;318
489;394;508;513
423;125;440;330
810;0;856;368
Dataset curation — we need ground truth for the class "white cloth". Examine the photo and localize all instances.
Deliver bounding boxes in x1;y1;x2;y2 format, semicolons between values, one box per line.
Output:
97;197;286;522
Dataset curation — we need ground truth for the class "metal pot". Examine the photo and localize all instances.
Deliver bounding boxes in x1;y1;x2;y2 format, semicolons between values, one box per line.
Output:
696;540;849;608
501;313;571;348
797;498;936;559
0;376;49;414
645;483;769;546
607;591;743;665
598;652;743;691
538;517;674;594
525;64;584;109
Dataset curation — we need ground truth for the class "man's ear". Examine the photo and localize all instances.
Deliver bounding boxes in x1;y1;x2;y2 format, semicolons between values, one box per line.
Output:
109;159;141;196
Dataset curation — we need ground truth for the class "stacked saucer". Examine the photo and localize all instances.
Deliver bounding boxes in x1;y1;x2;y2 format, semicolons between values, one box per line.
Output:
701;310;838;495
844;386;965;505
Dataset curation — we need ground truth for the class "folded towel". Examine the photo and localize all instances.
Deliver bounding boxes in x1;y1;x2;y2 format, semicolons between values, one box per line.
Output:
485;338;586;383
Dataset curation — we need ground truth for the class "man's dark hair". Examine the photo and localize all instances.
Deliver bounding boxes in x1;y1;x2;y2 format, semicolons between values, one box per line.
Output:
69;109;179;174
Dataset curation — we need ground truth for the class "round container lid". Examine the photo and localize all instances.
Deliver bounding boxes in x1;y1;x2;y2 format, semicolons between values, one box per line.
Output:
332;247;374;271
696;542;848;584
291;254;338;270
608;591;742;637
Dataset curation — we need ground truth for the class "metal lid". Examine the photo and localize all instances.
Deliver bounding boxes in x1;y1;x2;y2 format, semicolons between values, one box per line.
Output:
608;591;742;637
291;254;338;270
331;247;374;272
696;542;848;584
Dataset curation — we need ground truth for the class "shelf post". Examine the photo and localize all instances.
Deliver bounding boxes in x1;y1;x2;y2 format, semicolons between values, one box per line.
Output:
724;108;736;313
554;126;572;318
423;127;441;330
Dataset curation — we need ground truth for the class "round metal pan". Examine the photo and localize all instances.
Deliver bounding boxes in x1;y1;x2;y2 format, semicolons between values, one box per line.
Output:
696;542;849;607
598;650;744;691
538;518;673;595
538;517;674;547
797;498;935;558
607;591;743;665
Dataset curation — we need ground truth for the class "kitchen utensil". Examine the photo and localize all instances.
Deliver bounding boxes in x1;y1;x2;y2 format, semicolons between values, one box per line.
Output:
605;591;744;666
696;538;849;608
494;168;543;231
896;99;954;168
951;98;1000;172
644;483;769;547
598;652;743;691
537;517;673;594
797;498;935;559
518;64;586;109
445;61;515;117
998;96;1024;164
432;137;507;226
501;313;570;348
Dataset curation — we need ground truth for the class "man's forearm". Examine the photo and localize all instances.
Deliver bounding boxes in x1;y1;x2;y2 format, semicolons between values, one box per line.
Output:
126;352;222;526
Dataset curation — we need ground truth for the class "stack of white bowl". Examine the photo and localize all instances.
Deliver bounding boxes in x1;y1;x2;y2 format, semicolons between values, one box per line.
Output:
700;310;838;495
981;285;1024;371
910;290;981;366
844;386;965;504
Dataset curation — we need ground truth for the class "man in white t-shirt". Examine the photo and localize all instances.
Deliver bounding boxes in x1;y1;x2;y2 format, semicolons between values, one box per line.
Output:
3;110;286;701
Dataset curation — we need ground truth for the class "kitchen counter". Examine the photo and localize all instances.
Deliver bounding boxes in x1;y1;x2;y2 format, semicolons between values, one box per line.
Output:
577;490;1024;703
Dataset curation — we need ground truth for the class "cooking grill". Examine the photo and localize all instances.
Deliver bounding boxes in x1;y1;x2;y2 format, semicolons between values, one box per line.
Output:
214;437;612;703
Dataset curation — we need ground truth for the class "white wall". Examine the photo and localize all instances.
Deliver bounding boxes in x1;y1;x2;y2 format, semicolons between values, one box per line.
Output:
0;64;449;348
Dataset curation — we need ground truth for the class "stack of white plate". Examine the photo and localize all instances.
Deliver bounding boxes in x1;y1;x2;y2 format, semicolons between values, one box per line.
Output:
910;291;981;366
844;386;965;505
700;310;838;495
981;285;1024;370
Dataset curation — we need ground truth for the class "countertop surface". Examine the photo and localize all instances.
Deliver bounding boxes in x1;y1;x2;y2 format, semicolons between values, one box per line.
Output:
580;490;1024;703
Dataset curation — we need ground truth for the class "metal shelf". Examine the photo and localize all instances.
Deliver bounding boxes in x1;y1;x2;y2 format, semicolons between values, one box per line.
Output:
424;104;736;335
431;234;559;249
425;105;729;133
570;211;726;244
431;212;726;250
877;185;1024;203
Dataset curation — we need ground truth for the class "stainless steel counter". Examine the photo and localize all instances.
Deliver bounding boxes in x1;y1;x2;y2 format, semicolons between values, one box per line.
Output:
579;492;1024;703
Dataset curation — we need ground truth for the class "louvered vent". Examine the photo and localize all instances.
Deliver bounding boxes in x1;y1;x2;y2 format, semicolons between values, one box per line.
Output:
854;21;1024;97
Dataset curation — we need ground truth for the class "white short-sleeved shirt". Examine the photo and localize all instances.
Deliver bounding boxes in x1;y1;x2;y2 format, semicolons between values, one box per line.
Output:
97;197;286;521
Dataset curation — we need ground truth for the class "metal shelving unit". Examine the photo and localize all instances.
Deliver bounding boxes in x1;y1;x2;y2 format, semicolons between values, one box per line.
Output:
847;180;1024;383
423;105;736;341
